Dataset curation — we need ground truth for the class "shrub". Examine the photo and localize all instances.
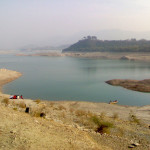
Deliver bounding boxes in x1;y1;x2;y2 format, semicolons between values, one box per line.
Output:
61;112;66;118
99;112;106;119
2;98;9;106
69;108;74;113
34;99;41;104
112;113;119;120
31;110;44;118
18;101;26;108
31;105;46;118
91;115;114;134
129;112;140;124
49;102;54;107
75;110;87;117
87;111;94;117
58;105;66;110
13;107;18;111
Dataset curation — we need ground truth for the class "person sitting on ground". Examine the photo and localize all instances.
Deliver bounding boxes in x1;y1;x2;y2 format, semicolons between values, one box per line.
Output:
20;95;23;99
9;95;13;99
13;95;17;99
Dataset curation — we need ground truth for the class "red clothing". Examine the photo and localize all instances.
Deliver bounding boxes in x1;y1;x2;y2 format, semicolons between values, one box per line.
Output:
13;95;17;99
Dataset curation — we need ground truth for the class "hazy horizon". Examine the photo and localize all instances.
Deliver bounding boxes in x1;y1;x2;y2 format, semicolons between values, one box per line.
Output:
0;0;150;50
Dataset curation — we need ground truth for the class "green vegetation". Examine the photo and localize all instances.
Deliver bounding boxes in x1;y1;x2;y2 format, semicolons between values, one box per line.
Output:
91;115;114;134
62;36;150;52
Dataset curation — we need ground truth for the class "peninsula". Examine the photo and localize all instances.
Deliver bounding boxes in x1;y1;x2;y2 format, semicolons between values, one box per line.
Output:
106;79;150;92
0;68;22;91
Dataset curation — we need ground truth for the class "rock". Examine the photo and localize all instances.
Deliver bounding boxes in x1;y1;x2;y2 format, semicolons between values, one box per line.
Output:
128;144;135;148
120;56;130;60
40;112;46;117
133;142;140;146
128;142;140;148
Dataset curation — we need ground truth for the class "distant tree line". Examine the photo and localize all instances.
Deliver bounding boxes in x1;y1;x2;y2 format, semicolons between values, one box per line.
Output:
62;36;150;52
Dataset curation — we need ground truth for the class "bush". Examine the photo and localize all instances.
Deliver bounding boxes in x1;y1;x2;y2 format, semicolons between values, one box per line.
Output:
129;111;140;124
99;112;106;119
2;98;9;106
91;115;114;134
31;110;46;118
112;113;119;120
58;105;66;110
34;99;41;104
13;107;18;111
18;101;26;108
75;110;87;117
31;105;46;118
69;108;74;113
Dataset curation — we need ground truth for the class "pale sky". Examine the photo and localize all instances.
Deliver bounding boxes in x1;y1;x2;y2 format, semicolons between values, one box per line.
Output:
0;0;150;49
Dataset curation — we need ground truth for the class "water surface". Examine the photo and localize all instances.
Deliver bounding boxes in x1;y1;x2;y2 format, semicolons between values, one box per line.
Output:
0;55;150;106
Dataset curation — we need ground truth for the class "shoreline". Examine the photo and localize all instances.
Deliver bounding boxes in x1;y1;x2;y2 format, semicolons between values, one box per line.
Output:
0;68;150;122
17;51;150;62
0;68;22;93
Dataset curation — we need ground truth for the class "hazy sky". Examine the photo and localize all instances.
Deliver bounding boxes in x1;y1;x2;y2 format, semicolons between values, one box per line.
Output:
0;0;150;49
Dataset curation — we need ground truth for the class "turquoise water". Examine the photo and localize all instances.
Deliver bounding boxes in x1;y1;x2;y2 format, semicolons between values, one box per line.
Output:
0;55;150;106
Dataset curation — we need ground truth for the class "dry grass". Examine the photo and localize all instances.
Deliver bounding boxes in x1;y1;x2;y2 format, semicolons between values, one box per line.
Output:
2;98;10;106
34;99;41;104
69;108;74;113
18;101;26;108
49;102;54;107
129;111;140;124
31;104;46;118
61;112;66;118
75;110;87;117
13;107;18;111
99;112;106;119
112;112;119;120
58;105;66;110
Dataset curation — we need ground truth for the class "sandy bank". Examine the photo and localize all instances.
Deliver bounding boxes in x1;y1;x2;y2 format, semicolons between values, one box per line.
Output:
63;52;150;61
16;51;150;62
0;68;22;92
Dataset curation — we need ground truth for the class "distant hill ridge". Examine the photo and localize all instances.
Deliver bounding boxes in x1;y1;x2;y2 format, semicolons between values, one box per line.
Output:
62;36;150;52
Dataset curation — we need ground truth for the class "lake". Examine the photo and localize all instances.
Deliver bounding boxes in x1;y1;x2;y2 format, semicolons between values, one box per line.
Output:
0;55;150;106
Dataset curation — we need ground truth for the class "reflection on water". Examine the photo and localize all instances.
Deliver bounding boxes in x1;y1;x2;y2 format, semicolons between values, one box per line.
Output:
0;55;150;106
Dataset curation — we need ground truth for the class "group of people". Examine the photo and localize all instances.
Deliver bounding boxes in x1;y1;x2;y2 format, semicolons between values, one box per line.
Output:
9;95;23;99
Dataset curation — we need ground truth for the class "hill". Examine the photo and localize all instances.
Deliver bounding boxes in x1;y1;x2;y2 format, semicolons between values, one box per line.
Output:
62;36;150;52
